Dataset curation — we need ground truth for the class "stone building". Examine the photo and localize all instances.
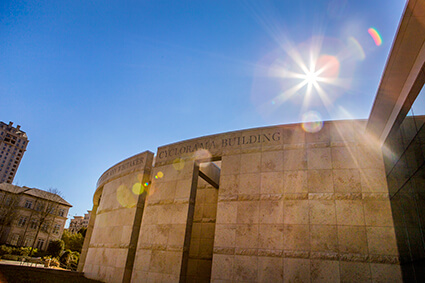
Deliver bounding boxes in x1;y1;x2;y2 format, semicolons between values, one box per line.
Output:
79;1;425;282
0;121;29;183
0;183;71;251
69;211;91;234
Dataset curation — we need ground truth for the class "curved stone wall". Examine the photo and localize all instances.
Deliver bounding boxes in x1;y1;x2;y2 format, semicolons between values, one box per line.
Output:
81;121;402;282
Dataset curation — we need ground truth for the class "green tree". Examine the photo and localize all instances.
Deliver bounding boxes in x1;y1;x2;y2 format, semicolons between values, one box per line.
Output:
46;239;64;257
78;227;87;238
61;230;84;253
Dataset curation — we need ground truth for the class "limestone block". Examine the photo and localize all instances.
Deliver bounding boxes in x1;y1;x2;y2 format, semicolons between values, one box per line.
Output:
157;204;171;225
133;249;151;273
219;174;239;196
214;224;236;247
175;179;192;200
261;151;283;172
370;263;402;283
216;202;237;224
282;127;305;144
283;170;307;194
366;226;398;255
283;149;307;170
333;169;361;193
145;272;162;282
204;188;218;204
211;254;234;280
203;203;218;219
142;205;159;225
236;224;259;248
201;223;216;239
221;155;241;175
310;225;338;252
306;123;330;144
120;225;134;245
259;200;282;223
130;271;148;283
261;172;283;194
168;224;186;247
239;173;260;195
234;255;258;281
151;224;170;246
338;226;368;254
258;256;283;282
199;238;214;258
157;181;177;202
330;122;355;143
283;258;310;283
258;224;283;250
308;170;333;193
189;238;200;258
331;146;358;169
309;200;336;225
357;145;384;169
171;203;189;224
310;259;340;283
114;249;128;269
363;201;393;226
308;148;332;170
360;169;388;193
340;262;371;283
237;201;259;224
283;224;310;251
283;200;309;224
335;200;365;225
240;153;261;173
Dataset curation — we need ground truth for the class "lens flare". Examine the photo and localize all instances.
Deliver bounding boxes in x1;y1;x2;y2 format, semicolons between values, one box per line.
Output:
251;36;357;124
193;149;212;161
157;171;164;178
143;182;150;187
368;28;382;46
301;111;324;133
173;158;185;170
132;182;144;195
117;184;137;208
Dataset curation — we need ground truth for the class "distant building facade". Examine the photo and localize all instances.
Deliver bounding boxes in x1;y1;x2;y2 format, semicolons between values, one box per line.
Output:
69;211;91;234
0;183;71;251
0;121;29;183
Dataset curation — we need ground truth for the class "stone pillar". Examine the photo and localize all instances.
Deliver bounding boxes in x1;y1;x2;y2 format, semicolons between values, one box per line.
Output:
82;151;154;283
77;204;98;272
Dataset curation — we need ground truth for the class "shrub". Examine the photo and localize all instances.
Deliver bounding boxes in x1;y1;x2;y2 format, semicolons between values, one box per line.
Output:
47;239;64;257
0;245;12;256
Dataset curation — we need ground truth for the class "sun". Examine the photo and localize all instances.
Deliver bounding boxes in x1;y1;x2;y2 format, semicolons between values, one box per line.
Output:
303;69;319;87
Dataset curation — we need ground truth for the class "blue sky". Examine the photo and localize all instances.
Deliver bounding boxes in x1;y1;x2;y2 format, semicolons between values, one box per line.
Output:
1;0;406;223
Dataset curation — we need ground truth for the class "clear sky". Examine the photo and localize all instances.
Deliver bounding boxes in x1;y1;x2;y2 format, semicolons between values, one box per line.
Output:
1;0;406;224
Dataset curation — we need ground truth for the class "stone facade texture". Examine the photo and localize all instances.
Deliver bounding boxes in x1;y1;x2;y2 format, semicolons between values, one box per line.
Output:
80;120;402;282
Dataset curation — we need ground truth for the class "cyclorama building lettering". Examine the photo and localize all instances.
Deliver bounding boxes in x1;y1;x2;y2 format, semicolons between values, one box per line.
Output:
78;2;425;282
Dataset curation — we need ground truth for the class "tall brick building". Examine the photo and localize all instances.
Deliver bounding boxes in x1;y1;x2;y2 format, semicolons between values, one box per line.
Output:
0;122;29;183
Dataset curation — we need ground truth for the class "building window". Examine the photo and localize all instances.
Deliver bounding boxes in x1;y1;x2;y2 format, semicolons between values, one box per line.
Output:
41;223;49;232
36;238;45;250
9;234;19;246
24;200;33;209
24;237;33;247
18;216;27;227
53;224;61;235
30;219;38;229
35;203;43;212
58;209;65;217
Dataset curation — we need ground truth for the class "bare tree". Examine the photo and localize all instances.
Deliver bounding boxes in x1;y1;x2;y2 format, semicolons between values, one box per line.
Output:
0;186;28;243
27;188;64;256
